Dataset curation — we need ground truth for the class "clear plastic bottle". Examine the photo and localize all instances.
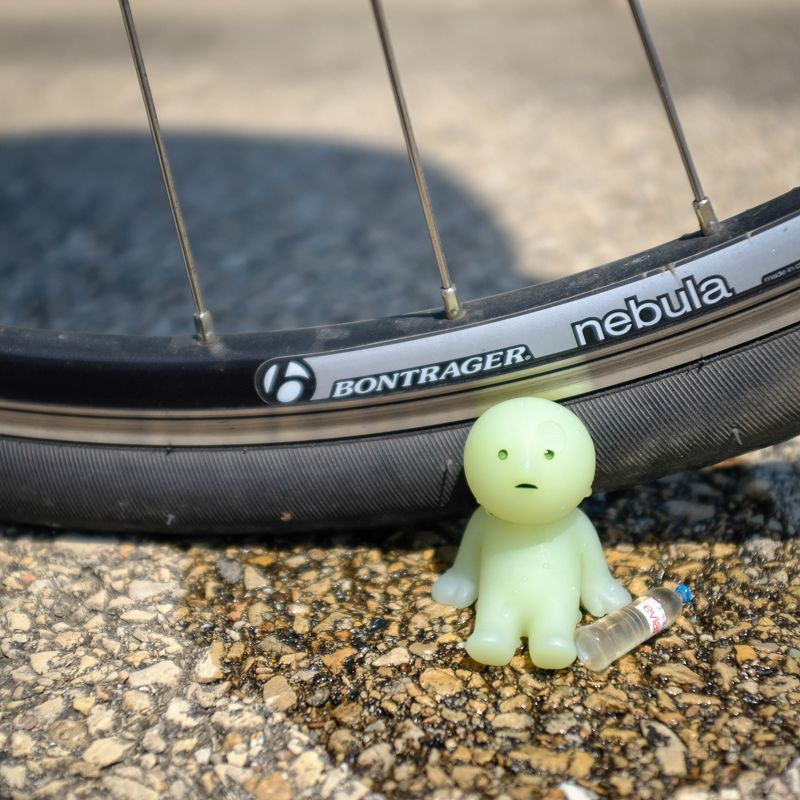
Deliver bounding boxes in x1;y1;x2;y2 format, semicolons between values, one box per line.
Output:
575;584;692;671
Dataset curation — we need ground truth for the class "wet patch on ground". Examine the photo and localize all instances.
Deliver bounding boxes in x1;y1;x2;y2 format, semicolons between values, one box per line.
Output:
172;458;800;799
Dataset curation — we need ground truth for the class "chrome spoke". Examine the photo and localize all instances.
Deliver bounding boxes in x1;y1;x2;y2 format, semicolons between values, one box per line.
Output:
117;0;215;341
628;0;720;236
370;0;463;319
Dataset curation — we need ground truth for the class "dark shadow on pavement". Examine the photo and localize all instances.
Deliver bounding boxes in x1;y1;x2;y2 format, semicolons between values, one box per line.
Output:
0;132;526;336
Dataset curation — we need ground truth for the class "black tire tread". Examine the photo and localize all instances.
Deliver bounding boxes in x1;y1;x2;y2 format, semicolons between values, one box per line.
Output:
2;321;798;533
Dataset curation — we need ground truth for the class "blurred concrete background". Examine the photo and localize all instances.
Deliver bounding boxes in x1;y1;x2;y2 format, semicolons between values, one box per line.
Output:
1;4;800;800
1;0;799;332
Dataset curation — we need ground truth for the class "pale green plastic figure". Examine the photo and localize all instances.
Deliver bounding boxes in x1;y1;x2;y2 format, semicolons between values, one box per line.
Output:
432;397;630;670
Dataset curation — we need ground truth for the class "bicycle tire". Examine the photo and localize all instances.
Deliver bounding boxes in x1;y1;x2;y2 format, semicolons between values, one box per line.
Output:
1;189;799;533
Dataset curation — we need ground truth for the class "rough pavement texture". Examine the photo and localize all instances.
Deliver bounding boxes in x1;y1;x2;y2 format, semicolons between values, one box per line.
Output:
1;1;800;799
2;443;800;799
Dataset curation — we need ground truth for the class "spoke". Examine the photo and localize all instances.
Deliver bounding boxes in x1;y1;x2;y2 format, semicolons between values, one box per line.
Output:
628;0;720;236
117;0;215;341
370;0;463;319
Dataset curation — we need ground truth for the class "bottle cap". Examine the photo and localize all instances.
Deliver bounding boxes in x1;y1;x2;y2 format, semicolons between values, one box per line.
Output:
675;584;692;604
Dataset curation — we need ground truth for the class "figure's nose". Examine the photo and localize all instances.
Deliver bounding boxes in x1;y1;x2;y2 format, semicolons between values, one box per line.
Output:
515;444;538;487
519;442;540;475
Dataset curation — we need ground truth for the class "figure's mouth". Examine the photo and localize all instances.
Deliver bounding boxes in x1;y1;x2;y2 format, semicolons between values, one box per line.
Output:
515;483;538;489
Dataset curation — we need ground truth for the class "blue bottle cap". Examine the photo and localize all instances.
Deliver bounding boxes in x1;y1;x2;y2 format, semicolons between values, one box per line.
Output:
675;584;692;604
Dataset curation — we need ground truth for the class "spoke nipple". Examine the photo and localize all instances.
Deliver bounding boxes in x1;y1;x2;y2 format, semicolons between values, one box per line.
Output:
441;286;464;320
193;310;217;343
693;197;721;236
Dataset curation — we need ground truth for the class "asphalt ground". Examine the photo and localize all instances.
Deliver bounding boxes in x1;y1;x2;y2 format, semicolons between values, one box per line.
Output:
1;2;799;799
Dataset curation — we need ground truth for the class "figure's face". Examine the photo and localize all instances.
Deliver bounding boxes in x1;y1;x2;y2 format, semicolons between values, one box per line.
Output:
463;398;595;525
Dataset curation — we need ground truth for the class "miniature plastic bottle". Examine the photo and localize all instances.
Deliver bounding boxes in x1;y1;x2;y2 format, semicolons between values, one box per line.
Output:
574;584;692;671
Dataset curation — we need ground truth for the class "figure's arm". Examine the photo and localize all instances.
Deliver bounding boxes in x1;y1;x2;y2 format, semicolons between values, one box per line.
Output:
575;510;630;617
431;508;485;608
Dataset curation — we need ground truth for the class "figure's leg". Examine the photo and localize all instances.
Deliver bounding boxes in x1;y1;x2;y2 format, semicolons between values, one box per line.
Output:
466;598;520;666
527;603;579;670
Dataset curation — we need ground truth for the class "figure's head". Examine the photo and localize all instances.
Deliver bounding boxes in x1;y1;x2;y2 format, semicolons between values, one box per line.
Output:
464;397;595;524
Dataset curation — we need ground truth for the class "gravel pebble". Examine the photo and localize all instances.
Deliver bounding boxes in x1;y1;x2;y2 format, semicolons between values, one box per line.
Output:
128;580;175;601
262;676;298;712
6;611;31;631
243;566;268;591
419;668;464;697
193;641;224;683
254;774;292;800
127;660;182;688
101;776;159;800
290;750;325;790
652;664;706;688
372;646;412;667
164;697;199;728
357;743;395;778
642;721;689;778
493;712;534;730
0;766;26;791
82;737;132;768
30;651;59;674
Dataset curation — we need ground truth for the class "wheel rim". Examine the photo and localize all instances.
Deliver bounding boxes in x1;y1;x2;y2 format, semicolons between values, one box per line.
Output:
1;191;799;445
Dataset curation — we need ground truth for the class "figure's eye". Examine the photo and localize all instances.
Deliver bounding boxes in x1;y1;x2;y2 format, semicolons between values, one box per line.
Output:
498;449;508;461
544;449;555;460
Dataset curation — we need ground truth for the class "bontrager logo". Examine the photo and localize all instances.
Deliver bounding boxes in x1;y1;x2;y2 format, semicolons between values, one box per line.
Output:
331;344;532;399
257;358;316;404
571;274;734;347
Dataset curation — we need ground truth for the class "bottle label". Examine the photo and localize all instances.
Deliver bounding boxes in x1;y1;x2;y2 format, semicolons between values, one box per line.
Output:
634;597;667;634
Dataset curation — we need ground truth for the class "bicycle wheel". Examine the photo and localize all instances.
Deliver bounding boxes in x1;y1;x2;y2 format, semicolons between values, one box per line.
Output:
2;1;800;533
1;187;799;532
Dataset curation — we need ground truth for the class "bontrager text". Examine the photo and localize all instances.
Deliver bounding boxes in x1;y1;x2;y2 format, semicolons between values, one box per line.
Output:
330;345;532;399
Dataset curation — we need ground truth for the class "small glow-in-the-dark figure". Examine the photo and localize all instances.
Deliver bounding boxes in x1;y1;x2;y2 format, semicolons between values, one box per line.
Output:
432;397;630;669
